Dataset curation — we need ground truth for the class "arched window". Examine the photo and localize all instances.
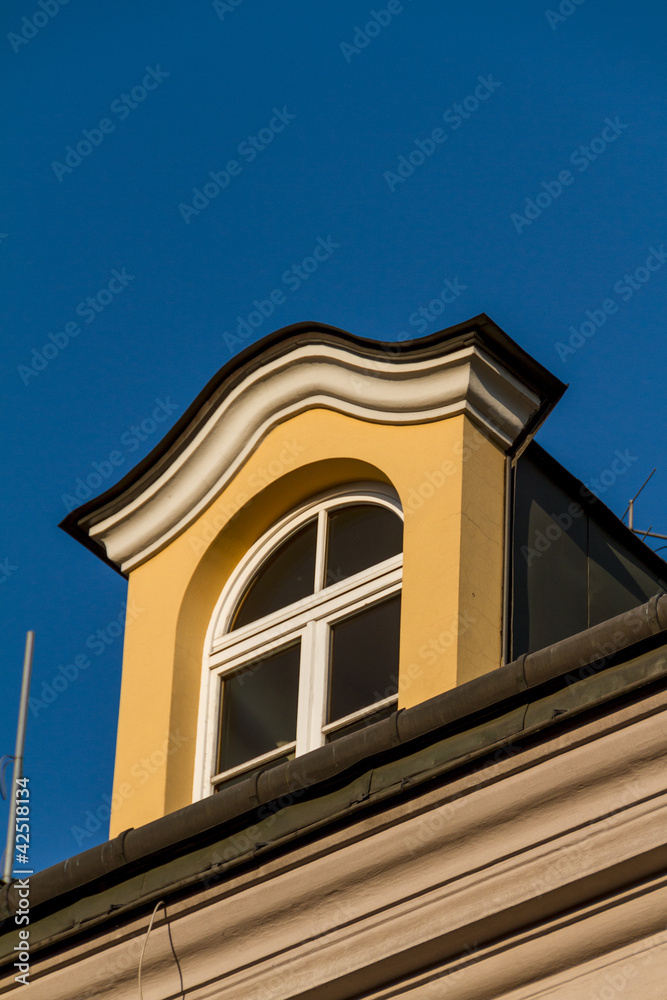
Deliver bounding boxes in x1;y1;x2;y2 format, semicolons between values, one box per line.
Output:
196;487;403;795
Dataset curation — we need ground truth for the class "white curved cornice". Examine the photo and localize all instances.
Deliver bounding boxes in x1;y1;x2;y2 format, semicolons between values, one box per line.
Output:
80;340;544;572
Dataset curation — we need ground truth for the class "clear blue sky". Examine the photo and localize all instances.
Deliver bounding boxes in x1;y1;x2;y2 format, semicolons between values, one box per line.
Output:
1;0;666;874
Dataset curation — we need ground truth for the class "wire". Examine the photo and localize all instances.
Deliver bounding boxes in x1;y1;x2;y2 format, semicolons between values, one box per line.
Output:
138;900;165;1000
621;468;657;522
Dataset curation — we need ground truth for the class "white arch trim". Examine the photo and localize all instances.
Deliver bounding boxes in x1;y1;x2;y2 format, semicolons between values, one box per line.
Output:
82;341;540;572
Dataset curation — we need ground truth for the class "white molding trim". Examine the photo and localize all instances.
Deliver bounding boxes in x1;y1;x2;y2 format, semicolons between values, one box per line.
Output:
80;341;541;572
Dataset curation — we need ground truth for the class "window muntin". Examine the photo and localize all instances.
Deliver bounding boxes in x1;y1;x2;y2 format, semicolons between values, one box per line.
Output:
198;489;403;796
227;502;402;633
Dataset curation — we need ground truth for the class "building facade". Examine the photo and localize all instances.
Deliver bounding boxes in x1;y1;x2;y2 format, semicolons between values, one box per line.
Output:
1;315;666;999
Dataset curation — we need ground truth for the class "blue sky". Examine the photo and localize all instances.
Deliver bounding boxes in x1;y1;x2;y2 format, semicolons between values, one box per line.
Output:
1;0;666;874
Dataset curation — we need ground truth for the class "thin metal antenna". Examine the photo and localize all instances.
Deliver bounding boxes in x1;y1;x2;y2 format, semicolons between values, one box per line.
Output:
622;468;657;528
2;632;35;885
620;468;667;545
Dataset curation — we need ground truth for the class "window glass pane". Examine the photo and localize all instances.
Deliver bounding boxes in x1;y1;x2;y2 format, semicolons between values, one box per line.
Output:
326;702;396;743
218;644;300;772
328;595;401;723
232;520;317;628
326;504;402;586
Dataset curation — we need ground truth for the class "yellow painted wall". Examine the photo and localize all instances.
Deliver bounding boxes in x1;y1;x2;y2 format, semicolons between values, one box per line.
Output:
109;409;506;835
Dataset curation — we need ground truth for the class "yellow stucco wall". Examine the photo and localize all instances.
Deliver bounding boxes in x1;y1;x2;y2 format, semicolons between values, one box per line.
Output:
109;409;505;835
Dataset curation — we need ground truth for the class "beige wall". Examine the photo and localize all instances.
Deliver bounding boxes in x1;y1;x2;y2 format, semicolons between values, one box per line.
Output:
110;409;505;834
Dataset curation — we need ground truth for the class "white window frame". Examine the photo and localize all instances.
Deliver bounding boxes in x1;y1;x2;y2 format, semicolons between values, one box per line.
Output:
193;484;403;800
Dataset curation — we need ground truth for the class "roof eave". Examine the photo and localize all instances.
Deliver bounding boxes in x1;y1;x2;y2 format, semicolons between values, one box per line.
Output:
59;315;566;574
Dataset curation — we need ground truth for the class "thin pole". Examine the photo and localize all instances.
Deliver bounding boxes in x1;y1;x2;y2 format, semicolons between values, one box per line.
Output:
2;632;34;884
623;468;657;526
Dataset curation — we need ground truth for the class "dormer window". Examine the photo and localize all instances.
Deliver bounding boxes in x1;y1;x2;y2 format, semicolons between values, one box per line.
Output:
196;488;403;795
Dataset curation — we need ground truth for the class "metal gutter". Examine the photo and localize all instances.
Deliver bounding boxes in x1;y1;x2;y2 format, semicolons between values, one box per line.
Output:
1;594;666;958
4;637;667;965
